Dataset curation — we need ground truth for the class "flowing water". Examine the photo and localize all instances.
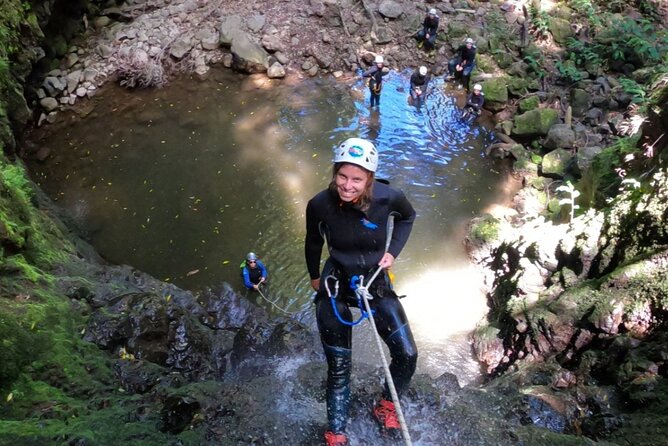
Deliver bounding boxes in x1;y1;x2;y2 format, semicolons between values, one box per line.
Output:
28;69;512;386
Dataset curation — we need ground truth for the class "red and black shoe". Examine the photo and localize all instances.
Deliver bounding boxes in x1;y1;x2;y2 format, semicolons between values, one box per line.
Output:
324;430;348;446
373;398;401;431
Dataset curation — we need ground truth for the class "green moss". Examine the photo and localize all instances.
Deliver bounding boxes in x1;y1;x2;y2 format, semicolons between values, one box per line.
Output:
469;214;501;244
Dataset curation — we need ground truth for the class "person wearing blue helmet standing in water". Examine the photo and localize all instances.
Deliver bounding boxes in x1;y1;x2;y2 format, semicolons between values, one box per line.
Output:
305;137;418;446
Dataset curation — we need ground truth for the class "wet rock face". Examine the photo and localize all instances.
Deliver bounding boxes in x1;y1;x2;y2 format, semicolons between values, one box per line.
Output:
159;395;201;434
81;270;318;383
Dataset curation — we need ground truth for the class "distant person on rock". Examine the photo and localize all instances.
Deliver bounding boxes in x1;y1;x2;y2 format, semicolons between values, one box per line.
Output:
447;37;477;90
409;66;430;108
463;83;485;119
415;8;440;52
305;137;418;446
362;55;390;108
241;252;267;290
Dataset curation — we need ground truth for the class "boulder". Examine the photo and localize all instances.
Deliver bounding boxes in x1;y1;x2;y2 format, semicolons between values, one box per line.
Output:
230;33;270;72
482;78;508;112
261;34;283;52
219;15;243;46
548;17;574;44
378;0;404;19
519;96;540;113
66;70;82;94
170;38;193;59
544;124;576;149
247;14;266;33
542;148;573;178
512;108;560;137
570;88;591;117
40;97;59;112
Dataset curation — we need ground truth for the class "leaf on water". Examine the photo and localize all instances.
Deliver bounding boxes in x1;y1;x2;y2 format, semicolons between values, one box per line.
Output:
431;194;436;198
6;393;13;402
223;260;230;264
165;294;172;302
312;154;317;158
30;321;36;330
186;269;200;277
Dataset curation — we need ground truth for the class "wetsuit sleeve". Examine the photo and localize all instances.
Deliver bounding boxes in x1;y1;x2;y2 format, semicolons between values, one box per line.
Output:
362;66;377;77
242;267;253;289
409;73;417;90
479;94;484;109
428;17;439;35
466;93;473;107
258;261;268;279
305;199;325;280
387;189;416;259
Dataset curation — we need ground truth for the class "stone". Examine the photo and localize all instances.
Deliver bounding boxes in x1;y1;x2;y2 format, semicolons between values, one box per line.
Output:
570;88;591;117
170;38;193;59
83;67;98;83
512;108;560;137
378;0;404;19
576;146;602;172
544;124;576;149
76;87;87;97
196;29;220;51
267;62;286;78
40;97;59;112
98;44;114;59
93;16;111;29
548;17;574;45
220;15;243;46
274;51;289;65
64;53;79;69
247;14;266;33
66;70;82;93
230;33;270;72
261;34;283;52
542;148;573;178
482;78;508;111
518;96;540;113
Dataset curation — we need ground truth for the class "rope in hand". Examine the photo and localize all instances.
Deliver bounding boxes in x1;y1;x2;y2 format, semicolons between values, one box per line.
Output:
355;265;413;446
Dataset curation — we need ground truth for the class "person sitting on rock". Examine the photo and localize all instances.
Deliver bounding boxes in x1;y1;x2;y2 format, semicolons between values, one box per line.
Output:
447;37;477;90
409;66;430;108
362;55;390;108
464;84;485;118
415;8;439;51
241;252;267;290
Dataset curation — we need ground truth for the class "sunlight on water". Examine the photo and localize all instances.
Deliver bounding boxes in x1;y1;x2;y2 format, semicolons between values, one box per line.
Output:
27;70;511;385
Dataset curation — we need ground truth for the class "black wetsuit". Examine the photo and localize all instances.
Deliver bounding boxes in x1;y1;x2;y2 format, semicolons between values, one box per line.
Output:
305;180;418;434
466;92;485;114
362;66;389;107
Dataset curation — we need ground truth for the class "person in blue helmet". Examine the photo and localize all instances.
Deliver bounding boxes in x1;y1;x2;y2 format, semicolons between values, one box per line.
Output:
241;252;267;290
305;137;418;446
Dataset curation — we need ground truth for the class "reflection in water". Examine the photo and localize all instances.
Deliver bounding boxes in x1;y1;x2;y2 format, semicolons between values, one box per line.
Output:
27;70;509;384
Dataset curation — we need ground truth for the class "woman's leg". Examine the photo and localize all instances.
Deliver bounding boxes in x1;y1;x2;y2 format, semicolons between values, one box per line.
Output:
369;280;418;398
316;289;353;433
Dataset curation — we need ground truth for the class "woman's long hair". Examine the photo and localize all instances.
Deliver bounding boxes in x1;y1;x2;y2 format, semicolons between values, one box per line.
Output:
329;162;375;212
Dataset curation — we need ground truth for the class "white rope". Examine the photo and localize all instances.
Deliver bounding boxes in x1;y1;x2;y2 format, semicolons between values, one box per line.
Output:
255;283;299;316
356;266;413;446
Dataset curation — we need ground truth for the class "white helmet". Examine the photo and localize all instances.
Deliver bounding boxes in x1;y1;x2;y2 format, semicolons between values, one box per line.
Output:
473;83;482;91
334;138;379;173
429;8;437;15
374;55;384;64
465;37;474;44
246;252;258;261
419;66;428;76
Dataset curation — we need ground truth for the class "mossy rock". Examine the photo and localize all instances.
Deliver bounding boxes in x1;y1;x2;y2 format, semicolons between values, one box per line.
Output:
476;54;496;73
570;88;591;117
507;76;540;97
446;22;470;42
519;96;540;113
482;78;508;111
469;214;501;245
541;148;573;178
548;17;574;45
512;108;560;137
493;51;514;69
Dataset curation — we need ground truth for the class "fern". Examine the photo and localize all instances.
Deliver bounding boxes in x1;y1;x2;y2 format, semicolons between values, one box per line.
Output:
618;77;647;105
